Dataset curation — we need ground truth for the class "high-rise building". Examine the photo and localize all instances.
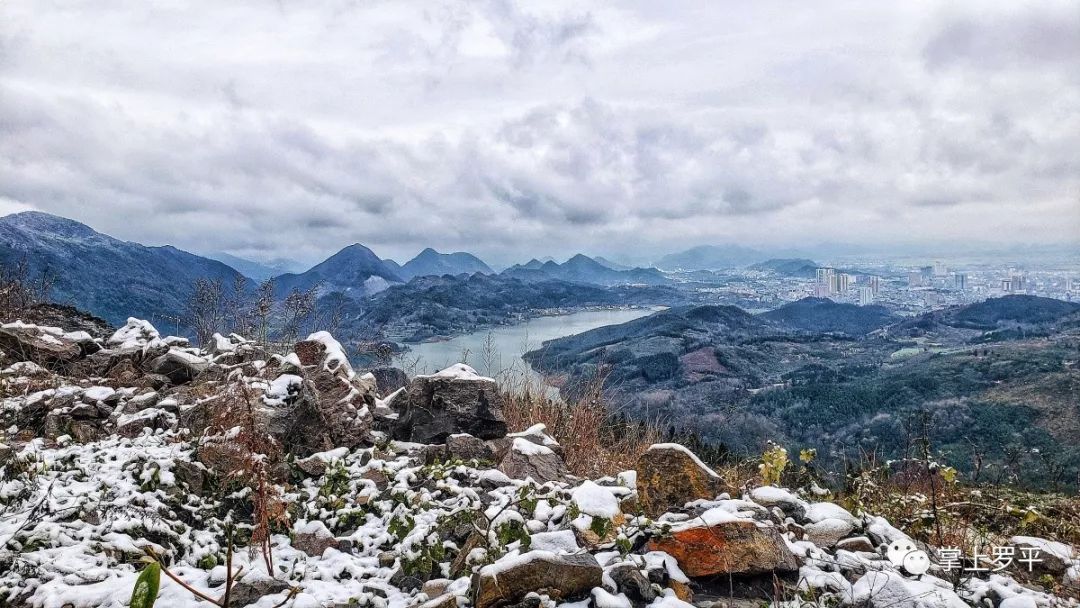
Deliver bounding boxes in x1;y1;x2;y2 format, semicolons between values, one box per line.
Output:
834;273;853;294
934;261;948;277
858;286;874;306
953;272;967;291
920;266;934;283
867;275;881;296
816;267;836;295
908;271;923;287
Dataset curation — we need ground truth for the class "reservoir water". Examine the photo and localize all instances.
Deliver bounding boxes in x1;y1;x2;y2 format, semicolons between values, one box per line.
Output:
401;308;660;391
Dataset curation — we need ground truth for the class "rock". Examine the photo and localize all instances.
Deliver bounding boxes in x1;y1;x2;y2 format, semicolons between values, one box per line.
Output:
421;578;452;598
420;594;458;608
228;576;291;607
150;349;209;384
748;486;807;520
293;520;340;557
392;364;507;443
107;318;160;350
115;407;175;438
289;370;375;455
506;424;564;457
172;460;210;494
1009;536;1074;577
445;433;496;463
636;443;726;517
474;551;603;608
851;571;967;608
645;516;799;578
369;366;408;396
608;563;657;603
804;517;855;548
836;536;875;553
0;323;82;365
497;437;568;484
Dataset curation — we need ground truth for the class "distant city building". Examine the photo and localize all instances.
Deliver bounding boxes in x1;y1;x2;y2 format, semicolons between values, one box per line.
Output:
816;267;836;296
908;271;924;287
835;273;853;294
953;272;967;291
867;275;881;296
858;286;874;306
933;261;948;277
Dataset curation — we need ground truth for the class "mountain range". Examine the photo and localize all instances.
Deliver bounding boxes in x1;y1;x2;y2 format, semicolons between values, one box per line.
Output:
655;244;763;270
398;248;493;280
0;211;676;332
503;254;670;286
525;294;1080;488
0;211;246;327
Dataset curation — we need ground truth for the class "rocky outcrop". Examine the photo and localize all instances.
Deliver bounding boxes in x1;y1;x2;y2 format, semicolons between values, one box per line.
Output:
646;515;799;577
497;436;568;484
391;364;507;443
0;321;84;366
636;443;727;517
474;552;602;608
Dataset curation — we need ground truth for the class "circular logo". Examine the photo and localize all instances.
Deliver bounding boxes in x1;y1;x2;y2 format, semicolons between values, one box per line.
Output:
887;540;918;566
903;550;931;575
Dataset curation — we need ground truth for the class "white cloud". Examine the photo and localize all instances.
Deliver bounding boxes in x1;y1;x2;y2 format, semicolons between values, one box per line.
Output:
0;0;1076;266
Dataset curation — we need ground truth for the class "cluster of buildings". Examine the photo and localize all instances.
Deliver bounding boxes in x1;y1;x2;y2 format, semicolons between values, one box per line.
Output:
815;267;881;305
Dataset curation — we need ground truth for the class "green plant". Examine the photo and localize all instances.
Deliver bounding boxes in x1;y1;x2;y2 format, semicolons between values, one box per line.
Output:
759;443;789;486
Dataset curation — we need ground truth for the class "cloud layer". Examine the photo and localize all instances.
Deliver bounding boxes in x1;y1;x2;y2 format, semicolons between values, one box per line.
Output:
1;1;1077;265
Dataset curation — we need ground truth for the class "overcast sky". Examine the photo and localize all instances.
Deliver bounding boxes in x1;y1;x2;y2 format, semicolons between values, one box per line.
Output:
1;1;1077;267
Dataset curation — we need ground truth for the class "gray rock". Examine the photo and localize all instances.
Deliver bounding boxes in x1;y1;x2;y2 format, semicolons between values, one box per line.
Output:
608;563;657;604
369;366;408;396
150;349;209;384
392;368;507;443
474;552;603;608
497;437;568;484
228;577;291;607
445;433;496;463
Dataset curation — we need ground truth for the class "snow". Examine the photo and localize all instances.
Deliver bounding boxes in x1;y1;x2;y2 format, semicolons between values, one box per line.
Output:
82;386;116;402
417;363;495;383
305;331;354;377
851;571;968;608
749;485;802;506
530;530;580;554
591;588;631;608
1009;535;1074;560
106;318;159;349
805;501;858;525
571;481;620;519
999;597;1038;608
646;443;721;479
511;437;555;457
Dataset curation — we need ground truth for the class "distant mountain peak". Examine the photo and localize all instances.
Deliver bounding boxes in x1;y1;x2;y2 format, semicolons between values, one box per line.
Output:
1;211;100;239
398;248;493;280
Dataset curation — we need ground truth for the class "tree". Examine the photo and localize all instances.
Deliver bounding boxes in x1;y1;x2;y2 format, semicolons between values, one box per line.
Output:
186;278;225;346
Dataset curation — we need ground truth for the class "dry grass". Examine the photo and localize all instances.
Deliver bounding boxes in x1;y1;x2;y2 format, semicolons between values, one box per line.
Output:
499;369;660;479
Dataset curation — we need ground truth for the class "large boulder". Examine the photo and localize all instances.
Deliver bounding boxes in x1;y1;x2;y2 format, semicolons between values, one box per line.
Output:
645;510;799;578
497;437;568;484
851;571;967;608
636;443;726;517
0;321;83;365
149;349;209;384
368;366;409;396
474;551;602;608
392;364;507;443
260;332;378;456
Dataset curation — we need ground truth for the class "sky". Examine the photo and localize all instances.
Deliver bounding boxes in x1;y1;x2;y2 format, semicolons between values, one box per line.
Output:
0;1;1078;268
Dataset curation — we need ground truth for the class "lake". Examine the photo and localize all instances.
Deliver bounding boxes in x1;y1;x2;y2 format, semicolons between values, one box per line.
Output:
400;308;660;392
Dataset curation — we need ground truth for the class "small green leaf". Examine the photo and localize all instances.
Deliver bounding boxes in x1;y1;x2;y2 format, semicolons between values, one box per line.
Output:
130;561;161;608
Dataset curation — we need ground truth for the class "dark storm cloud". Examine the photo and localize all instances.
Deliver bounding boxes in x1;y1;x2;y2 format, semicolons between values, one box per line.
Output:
0;0;1076;265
